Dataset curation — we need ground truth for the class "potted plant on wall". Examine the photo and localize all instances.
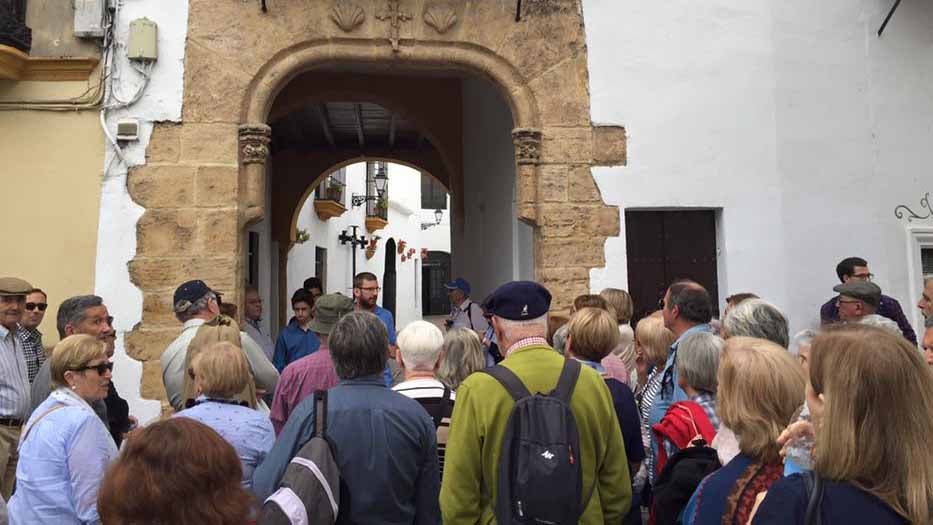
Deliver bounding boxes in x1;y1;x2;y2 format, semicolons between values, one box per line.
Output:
325;179;345;203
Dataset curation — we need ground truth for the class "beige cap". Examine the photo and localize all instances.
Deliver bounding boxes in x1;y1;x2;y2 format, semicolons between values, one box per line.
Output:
0;277;33;296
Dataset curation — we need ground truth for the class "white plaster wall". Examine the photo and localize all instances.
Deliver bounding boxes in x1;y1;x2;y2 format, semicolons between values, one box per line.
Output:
95;0;189;424
457;76;535;302
287;163;451;334
584;0;933;337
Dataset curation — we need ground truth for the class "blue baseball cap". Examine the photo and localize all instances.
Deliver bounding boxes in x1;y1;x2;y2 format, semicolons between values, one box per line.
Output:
484;281;551;320
445;278;471;296
173;279;213;313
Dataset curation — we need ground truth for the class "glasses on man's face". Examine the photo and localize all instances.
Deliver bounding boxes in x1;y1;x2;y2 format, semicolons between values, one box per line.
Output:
358;287;381;293
74;362;114;375
25;302;47;312
851;273;874;281
836;299;861;306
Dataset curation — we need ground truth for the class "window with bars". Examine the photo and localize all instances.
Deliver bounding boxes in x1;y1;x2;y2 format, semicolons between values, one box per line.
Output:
315;167;347;204
366;161;388;220
421;174;447;210
922;247;933;275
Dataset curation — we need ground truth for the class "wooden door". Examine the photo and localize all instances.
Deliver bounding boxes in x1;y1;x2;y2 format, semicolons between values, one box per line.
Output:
625;210;719;324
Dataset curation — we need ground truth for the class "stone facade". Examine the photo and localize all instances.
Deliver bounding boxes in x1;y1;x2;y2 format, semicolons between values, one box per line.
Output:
129;0;626;403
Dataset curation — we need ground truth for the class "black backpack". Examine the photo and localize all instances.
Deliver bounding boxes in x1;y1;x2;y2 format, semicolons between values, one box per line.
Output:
650;438;721;525
259;391;341;525
482;358;586;524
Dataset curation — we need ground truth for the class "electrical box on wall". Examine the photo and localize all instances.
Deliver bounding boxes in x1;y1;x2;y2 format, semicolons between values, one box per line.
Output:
74;0;107;38
116;119;140;141
127;18;158;62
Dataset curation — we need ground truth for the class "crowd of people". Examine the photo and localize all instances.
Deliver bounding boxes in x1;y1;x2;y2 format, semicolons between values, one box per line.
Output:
0;253;931;524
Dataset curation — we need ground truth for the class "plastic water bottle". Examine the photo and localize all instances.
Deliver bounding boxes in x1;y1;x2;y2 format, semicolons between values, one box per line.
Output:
783;409;814;472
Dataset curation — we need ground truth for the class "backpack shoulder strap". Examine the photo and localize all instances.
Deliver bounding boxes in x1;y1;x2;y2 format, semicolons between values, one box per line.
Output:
481;365;532;402
314;390;327;438
804;471;824;525
550;358;582;404
432;386;452;428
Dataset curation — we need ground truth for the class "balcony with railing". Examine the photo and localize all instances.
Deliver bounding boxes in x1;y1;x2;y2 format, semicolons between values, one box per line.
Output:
364;161;389;233
313;167;348;221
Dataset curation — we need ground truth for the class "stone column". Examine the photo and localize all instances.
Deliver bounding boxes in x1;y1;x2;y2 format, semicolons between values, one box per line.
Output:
512;128;542;224
238;123;271;225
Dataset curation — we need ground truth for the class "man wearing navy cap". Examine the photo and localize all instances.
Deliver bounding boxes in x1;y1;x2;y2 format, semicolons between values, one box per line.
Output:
441;281;631;524
444;277;488;338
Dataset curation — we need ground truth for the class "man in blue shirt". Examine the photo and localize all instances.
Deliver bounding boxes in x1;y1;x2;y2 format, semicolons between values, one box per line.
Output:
352;272;399;385
253;311;441;523
648;280;712;431
272;289;320;372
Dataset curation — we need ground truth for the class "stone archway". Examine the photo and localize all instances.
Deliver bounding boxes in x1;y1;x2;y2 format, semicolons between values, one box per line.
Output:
126;1;626;404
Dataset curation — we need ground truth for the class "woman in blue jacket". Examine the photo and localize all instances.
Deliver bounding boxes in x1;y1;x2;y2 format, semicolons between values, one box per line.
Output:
10;334;118;524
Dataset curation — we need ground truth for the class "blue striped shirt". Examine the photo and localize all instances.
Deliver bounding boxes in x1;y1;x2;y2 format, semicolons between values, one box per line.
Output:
0;324;30;419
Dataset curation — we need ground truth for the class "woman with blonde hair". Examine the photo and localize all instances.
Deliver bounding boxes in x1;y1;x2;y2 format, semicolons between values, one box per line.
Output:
752;325;933;524
436;327;485;390
600;288;638;383
9;334;119;523
176;341;274;489
681;337;805;525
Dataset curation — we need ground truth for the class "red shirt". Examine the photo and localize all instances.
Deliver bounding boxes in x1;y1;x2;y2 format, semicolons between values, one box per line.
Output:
269;342;339;435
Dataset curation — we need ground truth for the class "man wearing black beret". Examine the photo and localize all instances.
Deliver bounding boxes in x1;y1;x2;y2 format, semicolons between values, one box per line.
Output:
440;281;631;523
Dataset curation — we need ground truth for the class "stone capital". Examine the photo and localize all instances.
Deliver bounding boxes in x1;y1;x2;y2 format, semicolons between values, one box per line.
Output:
238;123;272;165
512;128;542;165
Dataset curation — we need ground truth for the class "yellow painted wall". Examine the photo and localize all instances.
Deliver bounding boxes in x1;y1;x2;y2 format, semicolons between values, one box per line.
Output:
0;102;104;345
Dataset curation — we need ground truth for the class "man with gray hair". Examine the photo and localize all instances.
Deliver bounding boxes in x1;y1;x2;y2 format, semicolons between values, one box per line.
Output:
254;311;442;522
918;276;933;320
161;280;279;411
30;294;135;446
721;298;790;348
441;281;631;524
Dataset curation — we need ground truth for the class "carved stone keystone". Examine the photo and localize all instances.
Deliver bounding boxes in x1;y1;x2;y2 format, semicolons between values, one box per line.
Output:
238;123;272;165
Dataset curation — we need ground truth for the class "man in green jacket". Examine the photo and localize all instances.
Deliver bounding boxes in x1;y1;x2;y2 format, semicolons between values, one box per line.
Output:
440;281;631;524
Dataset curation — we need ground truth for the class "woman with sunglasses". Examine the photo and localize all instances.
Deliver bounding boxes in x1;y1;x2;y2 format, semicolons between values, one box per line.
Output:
9;334;119;523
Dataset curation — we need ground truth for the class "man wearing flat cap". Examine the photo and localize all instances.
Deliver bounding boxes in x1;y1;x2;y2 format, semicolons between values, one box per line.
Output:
0;277;34;498
161;280;279;412
441;281;631;524
269;293;354;435
833;280;902;336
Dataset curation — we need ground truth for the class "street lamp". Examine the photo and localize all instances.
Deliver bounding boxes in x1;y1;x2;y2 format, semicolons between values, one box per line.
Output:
352;163;390;208
421;209;444;230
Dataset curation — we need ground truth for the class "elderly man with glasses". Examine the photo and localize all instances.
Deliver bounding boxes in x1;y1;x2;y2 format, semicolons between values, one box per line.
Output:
819;256;916;344
0;277;34;499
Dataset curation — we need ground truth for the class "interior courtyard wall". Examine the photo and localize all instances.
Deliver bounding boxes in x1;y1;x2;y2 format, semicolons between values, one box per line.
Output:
286;162;440;332
584;0;933;336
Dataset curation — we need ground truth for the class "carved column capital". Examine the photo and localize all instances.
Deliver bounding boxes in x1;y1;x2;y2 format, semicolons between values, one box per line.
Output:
238;123;272;165
512;128;542;165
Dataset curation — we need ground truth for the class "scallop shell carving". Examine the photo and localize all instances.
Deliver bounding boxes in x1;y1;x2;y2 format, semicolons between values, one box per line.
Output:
423;4;458;34
330;0;366;32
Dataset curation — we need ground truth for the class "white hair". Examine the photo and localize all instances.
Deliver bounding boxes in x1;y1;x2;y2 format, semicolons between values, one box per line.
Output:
495;314;549;340
789;329;819;357
722;298;789;348
397;320;445;371
857;314;901;336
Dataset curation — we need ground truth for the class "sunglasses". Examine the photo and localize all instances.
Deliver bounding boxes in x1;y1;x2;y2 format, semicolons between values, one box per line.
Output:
25;303;48;312
73;362;114;375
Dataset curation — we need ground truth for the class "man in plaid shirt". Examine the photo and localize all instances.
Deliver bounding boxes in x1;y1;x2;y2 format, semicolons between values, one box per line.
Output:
16;288;47;383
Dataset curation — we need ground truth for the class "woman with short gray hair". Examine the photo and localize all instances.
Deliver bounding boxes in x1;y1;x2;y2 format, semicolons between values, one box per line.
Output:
721;298;789;348
436;328;485;391
675;331;724;430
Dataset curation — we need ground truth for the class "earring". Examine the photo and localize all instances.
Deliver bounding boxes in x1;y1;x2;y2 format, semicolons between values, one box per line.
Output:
70;384;77;390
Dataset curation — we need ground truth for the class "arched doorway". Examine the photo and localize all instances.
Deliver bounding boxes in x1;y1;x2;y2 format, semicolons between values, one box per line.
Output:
125;4;626;409
383;238;397;319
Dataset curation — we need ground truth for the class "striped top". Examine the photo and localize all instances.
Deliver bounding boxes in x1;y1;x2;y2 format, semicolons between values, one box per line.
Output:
0;324;31;419
393;378;455;478
635;368;663;487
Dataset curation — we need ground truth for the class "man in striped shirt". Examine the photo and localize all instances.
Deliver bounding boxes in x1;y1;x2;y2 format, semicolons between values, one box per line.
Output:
0;277;33;499
392;320;454;477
